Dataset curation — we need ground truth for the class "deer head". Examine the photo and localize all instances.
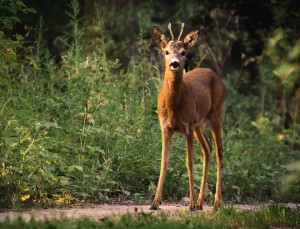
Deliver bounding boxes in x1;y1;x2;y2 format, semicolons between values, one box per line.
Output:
152;23;199;72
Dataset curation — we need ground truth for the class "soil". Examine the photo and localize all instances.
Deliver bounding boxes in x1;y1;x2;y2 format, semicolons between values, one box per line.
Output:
0;202;299;222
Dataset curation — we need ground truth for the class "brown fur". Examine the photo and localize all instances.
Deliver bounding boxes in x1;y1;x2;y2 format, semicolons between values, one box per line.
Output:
150;24;225;211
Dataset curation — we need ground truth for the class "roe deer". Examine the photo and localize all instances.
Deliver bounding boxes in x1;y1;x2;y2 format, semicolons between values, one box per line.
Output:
150;23;225;211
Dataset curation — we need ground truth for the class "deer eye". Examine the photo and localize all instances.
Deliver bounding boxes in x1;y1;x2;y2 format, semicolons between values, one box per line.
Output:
181;51;186;56
165;50;170;55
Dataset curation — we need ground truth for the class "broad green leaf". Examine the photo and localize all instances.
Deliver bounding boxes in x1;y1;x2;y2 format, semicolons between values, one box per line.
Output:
59;176;69;186
74;165;83;172
122;190;131;196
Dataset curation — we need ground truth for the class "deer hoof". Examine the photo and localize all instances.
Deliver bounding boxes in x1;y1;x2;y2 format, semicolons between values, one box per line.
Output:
189;207;197;212
213;201;223;211
150;205;159;210
196;205;203;211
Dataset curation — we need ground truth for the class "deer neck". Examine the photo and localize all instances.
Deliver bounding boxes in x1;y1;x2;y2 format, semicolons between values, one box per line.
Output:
162;69;184;119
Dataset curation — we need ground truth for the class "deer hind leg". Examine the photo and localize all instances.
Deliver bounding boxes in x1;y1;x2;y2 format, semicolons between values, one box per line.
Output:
194;126;212;210
185;129;196;211
210;114;224;209
150;127;173;210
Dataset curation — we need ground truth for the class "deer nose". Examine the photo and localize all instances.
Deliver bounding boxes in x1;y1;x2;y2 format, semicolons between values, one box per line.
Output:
170;60;180;70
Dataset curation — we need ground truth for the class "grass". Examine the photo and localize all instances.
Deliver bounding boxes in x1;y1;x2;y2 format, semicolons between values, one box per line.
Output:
0;205;299;229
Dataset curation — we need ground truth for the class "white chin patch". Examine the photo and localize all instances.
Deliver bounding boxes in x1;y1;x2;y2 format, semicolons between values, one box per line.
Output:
170;66;180;71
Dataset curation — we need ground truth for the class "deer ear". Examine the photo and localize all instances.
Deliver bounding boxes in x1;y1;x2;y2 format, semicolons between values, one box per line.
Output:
152;26;169;49
183;29;199;49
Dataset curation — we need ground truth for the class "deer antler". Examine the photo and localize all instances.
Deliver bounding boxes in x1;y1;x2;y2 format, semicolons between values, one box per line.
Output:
168;22;174;40
177;23;185;40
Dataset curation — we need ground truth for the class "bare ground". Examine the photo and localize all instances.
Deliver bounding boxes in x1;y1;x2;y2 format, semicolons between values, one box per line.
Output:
0;203;299;222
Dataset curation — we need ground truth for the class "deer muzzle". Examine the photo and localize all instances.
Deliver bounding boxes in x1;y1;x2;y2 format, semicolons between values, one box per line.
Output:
170;59;181;70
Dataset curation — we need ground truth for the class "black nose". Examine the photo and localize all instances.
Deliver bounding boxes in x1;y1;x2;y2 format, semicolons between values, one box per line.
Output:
170;61;180;68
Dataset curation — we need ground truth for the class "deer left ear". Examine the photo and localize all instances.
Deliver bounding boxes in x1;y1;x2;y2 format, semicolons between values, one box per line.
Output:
183;29;199;49
152;26;169;49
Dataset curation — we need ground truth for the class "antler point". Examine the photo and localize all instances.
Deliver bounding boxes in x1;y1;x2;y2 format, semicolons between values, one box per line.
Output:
168;22;175;40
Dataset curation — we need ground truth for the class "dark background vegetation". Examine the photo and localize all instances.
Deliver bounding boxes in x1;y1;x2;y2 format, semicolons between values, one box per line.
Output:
0;0;299;208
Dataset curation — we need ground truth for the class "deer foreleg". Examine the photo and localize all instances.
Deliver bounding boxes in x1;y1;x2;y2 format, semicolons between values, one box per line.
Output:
194;127;212;210
210;116;224;209
186;130;196;211
150;127;173;210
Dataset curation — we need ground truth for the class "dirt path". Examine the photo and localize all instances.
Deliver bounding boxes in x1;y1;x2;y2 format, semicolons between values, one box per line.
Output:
0;203;298;222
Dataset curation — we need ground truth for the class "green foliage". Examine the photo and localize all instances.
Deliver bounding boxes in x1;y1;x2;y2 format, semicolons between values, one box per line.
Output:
0;0;35;79
0;0;36;31
0;0;299;208
195;8;239;75
0;0;161;207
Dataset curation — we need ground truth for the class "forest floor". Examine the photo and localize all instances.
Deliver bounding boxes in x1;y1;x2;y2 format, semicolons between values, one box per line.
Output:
0;202;299;222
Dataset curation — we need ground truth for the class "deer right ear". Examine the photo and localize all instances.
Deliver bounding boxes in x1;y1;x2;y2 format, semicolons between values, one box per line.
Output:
152;26;169;49
183;29;199;49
